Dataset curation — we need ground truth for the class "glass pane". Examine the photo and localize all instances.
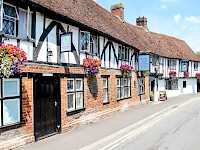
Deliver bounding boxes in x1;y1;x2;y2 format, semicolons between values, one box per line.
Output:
121;88;124;98
121;79;124;87
124;87;128;98
103;78;107;88
18;9;27;38
124;78;128;86
3;4;18;19
67;94;75;110
2;19;15;35
128;78;131;86
3;99;20;125
103;89;108;103
76;79;83;91
67;79;74;91
76;92;83;109
3;79;19;97
117;88;120;99
80;32;90;51
117;78;120;87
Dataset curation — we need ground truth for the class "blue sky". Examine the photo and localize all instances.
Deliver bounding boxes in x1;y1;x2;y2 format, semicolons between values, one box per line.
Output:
95;0;200;52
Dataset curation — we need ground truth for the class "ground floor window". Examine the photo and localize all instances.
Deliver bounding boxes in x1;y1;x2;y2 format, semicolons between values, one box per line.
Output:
103;78;109;103
138;77;145;95
183;81;186;88
67;78;84;111
0;78;21;126
165;79;178;90
117;77;131;100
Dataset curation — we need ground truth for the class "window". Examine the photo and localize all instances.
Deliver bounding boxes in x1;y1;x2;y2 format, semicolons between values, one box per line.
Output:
0;78;21;127
80;31;90;52
194;62;198;71
1;3;32;38
90;34;99;55
67;78;84;111
168;59;176;70
118;45;130;61
103;78;108;103
2;3;19;36
117;77;131;100
138;77;145;95
183;81;186;88
165;79;178;90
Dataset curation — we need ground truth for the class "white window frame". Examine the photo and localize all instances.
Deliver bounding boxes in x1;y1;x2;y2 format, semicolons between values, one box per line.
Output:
3;98;20;125
194;62;198;71
3;78;20;97
117;77;131;100
103;78;109;103
138;77;145;95
80;31;90;52
67;78;84;112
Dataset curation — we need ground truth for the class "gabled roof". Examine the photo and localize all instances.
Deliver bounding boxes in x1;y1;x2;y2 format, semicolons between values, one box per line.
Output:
30;0;200;61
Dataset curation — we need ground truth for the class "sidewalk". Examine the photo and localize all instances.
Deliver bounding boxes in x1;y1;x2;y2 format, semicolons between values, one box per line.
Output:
18;93;200;150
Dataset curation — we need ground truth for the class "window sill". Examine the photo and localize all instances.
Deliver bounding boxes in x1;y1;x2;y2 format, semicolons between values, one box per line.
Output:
79;51;100;57
103;101;110;105
67;108;86;116
0;121;25;130
2;34;35;43
138;93;145;96
117;97;131;102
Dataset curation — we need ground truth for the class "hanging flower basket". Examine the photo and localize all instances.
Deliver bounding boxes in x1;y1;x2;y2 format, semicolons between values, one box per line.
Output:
83;58;101;78
120;64;133;78
169;71;176;77
196;73;200;78
184;72;189;77
0;44;27;78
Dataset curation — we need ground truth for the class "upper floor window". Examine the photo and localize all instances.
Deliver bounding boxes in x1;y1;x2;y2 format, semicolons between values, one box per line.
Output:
2;4;18;36
80;31;90;52
90;34;99;55
118;45;129;61
168;59;176;70
194;62;198;71
1;3;32;38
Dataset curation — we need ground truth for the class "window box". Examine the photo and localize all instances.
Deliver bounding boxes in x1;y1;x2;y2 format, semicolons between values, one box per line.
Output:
184;72;189;77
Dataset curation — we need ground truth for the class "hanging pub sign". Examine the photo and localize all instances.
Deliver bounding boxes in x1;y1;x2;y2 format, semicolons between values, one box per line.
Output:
60;32;72;52
180;61;189;72
138;54;150;71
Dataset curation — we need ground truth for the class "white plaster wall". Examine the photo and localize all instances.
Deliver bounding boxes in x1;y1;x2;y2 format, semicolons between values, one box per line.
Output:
178;78;197;94
20;41;33;60
36;13;47;62
158;79;165;91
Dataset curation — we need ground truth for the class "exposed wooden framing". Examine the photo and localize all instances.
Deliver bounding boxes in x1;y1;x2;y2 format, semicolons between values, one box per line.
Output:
110;42;119;67
100;40;110;61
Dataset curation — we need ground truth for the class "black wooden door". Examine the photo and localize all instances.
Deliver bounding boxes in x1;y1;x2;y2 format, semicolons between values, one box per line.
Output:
34;77;61;140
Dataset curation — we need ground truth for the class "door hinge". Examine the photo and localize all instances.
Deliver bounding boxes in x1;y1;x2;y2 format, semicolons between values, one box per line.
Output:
55;101;57;106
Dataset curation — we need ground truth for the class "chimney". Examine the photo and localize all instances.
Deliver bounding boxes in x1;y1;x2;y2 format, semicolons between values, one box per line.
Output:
110;3;124;21
136;16;148;30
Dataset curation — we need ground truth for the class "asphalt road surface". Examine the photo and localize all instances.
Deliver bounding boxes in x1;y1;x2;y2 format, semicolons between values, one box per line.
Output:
105;99;200;150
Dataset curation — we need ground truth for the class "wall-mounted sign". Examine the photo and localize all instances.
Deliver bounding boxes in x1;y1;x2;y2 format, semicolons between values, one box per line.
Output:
60;32;72;52
138;55;150;71
180;61;189;72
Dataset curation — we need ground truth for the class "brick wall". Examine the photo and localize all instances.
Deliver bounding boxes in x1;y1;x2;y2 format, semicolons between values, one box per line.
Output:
0;64;150;149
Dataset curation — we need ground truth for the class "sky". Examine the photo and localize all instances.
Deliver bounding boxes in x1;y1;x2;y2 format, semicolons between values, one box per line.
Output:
95;0;200;52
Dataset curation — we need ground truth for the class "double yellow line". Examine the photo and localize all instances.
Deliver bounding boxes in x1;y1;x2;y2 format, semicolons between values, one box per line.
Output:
99;97;200;150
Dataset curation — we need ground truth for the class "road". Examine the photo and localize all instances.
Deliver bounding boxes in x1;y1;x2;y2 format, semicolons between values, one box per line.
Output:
101;98;200;150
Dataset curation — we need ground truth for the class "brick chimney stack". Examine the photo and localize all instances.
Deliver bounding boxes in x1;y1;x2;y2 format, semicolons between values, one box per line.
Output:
136;16;148;30
110;3;124;21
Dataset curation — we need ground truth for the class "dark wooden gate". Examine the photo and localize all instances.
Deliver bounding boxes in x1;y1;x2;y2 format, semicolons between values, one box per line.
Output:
34;76;61;140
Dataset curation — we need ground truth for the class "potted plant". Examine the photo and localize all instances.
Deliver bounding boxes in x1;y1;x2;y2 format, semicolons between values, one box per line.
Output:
120;64;133;78
0;44;27;78
83;58;101;78
184;72;189;77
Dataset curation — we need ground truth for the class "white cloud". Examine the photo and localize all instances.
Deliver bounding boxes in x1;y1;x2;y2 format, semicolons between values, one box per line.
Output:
173;14;182;22
161;5;167;9
185;16;200;24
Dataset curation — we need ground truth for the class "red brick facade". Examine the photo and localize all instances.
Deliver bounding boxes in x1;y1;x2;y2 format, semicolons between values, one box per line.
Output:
0;64;149;149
